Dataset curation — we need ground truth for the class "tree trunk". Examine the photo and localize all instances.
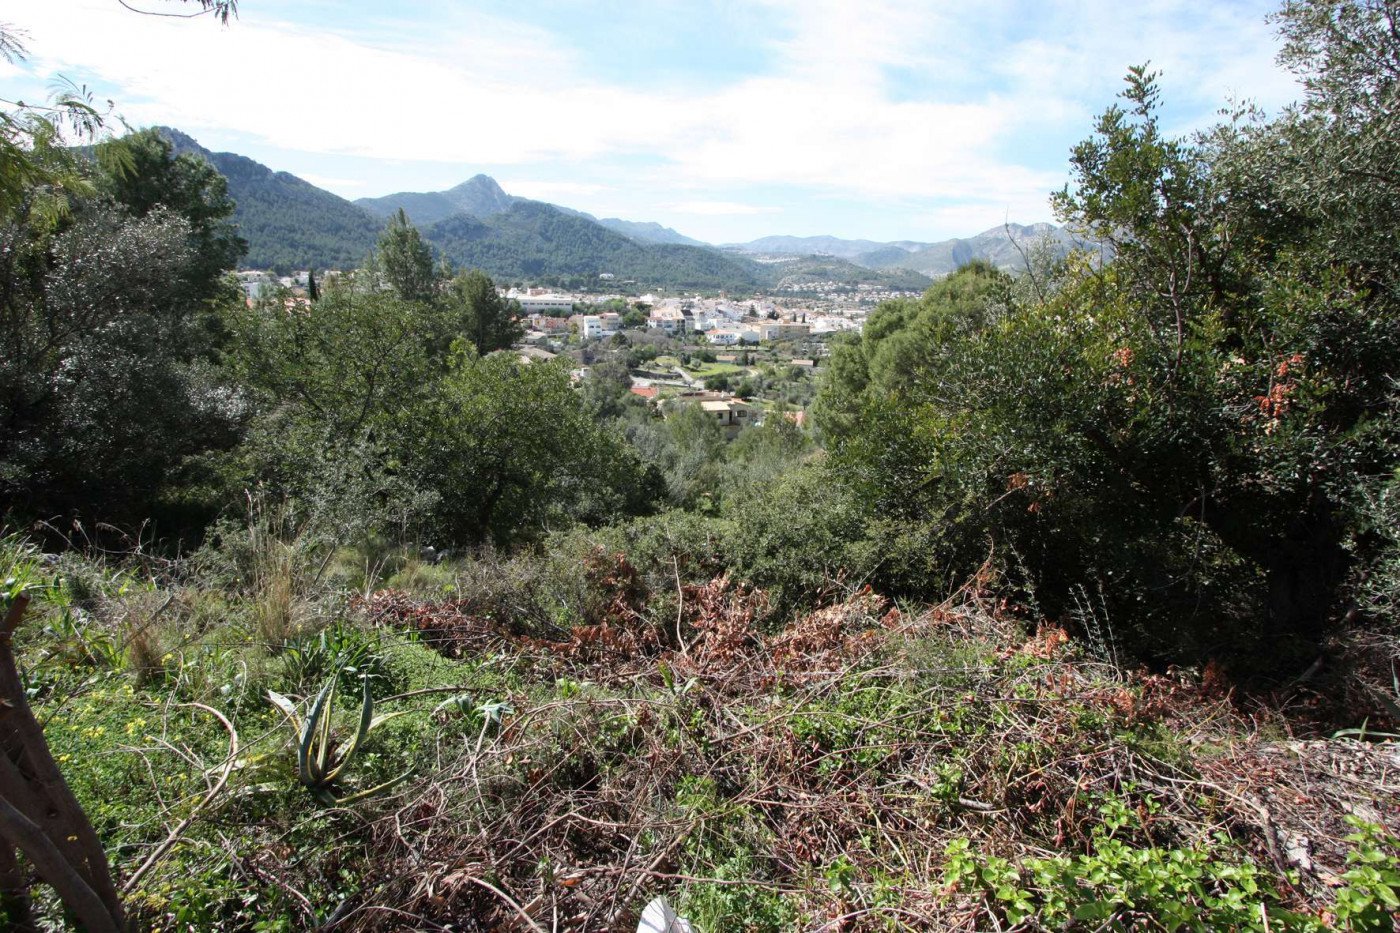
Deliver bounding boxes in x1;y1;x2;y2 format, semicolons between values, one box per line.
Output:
0;595;124;932
0;843;36;931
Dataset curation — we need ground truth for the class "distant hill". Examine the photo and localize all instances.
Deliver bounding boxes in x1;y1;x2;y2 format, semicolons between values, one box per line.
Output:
141;128;996;290
423;201;765;290
852;244;925;268
355;174;516;226
358;180;706;248
751;255;932;292
730;225;1085;278
148;133;732;283
863;223;1082;278
596;218;706;247
730;234;929;261
154;128;380;272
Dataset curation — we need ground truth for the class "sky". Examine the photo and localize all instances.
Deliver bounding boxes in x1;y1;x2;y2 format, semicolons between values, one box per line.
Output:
0;0;1302;244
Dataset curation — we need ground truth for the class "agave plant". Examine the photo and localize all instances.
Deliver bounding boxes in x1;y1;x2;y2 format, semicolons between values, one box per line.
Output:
268;675;410;804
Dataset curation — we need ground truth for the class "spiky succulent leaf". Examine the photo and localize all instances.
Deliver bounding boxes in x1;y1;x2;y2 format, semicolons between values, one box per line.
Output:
433;694;474;717
325;678;374;783
478;700;514;725
333;768;414;805
267;690;303;734
315;676;337;778
298;678;336;786
368;711;409;732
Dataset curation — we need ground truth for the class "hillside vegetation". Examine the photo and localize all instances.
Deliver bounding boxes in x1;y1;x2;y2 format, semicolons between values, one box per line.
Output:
424;201;769;291
1;1;1399;930
355;174;517;226
158;129;381;271
150;133;936;290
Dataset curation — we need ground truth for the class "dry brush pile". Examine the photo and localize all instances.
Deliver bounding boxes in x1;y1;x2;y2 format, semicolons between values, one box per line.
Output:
328;560;1400;932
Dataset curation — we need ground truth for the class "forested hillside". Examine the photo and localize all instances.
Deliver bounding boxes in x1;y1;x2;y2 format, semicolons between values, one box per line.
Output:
424;200;768;289
157;128;381;271
1;2;1398;931
355;174;517;226
146;134;935;290
760;254;933;291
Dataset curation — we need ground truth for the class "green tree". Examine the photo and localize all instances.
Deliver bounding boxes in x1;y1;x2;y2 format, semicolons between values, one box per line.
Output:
372;208;436;304
629;403;728;509
0;24;138;242
723;415;810;505
98;128;246;304
442;268;523;355
814;263;1009;441
0;150;245;528
413;349;653;545
581;356;637;420
1271;0;1400;278
1046;50;1400;653
816;8;1400;662
227;281;438;533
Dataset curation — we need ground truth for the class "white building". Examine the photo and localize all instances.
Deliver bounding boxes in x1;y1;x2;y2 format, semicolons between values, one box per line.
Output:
707;326;761;346
517;294;575;315
648;307;688;335
689;309;722;332
700;398;754;437
759;321;812;341
235;271;275;301
580;313;621;340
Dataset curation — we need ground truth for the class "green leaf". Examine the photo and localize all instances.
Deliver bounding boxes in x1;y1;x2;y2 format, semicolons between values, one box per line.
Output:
334;769;414;805
478;700;514;724
267;690;303;734
324;678;375;784
432;694;474;716
298;678;335;786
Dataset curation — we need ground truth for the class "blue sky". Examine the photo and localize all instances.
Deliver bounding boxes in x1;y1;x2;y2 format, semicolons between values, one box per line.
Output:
1;0;1300;244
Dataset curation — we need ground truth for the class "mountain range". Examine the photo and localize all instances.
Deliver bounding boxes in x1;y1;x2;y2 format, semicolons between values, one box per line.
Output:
727;235;928;261
725;224;1088;278
154;128;1073;290
861;223;1084;277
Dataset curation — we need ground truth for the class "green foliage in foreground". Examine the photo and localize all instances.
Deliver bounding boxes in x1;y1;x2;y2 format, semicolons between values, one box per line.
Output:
4;523;1396;930
1;127;246;530
944;814;1400;932
13;523;1400;930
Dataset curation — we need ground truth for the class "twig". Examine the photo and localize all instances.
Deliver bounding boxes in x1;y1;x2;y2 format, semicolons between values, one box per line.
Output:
121;702;239;895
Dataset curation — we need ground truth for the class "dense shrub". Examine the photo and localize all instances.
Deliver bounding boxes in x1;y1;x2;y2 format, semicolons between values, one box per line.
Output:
815;29;1400;666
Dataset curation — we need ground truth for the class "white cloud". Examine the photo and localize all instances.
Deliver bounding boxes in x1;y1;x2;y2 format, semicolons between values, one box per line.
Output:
667;200;779;216
499;180;612;202
0;0;1300;241
299;173;365;190
5;0;678;164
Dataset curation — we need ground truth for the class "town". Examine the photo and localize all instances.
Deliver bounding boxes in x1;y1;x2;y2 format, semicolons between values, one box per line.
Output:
233;269;899;438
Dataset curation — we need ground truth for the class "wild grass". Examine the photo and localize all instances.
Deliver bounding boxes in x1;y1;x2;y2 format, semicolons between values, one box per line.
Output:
247;504;314;647
5;537;1398;931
